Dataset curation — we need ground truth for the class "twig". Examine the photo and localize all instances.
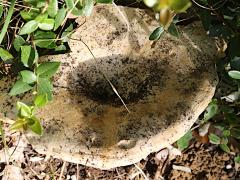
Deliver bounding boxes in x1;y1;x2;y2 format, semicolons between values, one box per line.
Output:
59;161;66;180
76;164;79;180
134;163;149;180
113;2;130;32
70;37;131;113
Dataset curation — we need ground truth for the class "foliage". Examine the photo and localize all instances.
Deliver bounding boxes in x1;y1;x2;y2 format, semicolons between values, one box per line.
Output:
158;0;240;158
0;0;112;135
177;131;193;151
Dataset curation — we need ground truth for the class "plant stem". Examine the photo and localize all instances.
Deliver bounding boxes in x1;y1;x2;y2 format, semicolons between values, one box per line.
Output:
0;0;16;45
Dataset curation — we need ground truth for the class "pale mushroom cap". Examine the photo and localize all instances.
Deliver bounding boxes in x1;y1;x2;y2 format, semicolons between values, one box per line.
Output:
0;5;218;170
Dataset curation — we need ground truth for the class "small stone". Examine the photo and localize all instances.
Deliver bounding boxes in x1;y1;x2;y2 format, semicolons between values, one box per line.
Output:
226;164;232;169
71;175;77;180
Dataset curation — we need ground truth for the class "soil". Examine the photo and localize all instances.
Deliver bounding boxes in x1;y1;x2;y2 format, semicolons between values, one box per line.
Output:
1;133;239;179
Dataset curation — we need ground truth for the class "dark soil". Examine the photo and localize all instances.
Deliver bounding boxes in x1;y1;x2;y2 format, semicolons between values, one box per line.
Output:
1;139;238;179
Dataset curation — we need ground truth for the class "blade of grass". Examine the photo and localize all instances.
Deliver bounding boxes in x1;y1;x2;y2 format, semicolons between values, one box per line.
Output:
0;0;16;45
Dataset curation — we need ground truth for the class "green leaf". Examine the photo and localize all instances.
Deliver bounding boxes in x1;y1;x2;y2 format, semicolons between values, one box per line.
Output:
61;24;73;42
47;0;58;17
54;8;67;31
37;62;60;78
10;119;25;131
0;48;13;61
17;101;32;118
234;155;240;164
203;100;218;122
20;10;38;21
34;94;48;107
168;23;179;37
223;130;230;137
35;13;48;23
27;116;43;135
21;45;33;67
0;4;3;19
82;0;94;16
13;36;26;52
55;44;67;51
38;18;55;31
209;133;221;144
9;79;33;96
70;0;93;16
65;0;74;9
220;144;230;153
177;131;193;151
34;31;56;48
38;78;53;100
228;70;240;80
20;70;37;84
149;26;164;41
21;46;37;67
19;20;39;35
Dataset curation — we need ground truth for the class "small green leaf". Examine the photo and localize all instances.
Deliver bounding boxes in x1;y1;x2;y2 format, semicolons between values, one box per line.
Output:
20;10;38;21
149;26;164;41
0;48;13;61
54;8;67;31
10;119;25;131
35;13;48;23
82;0;94;16
27;116;43;135
47;0;58;17
61;24;73;42
17;102;32;118
168;23;179;37
37;62;60;78
34;31;56;48
220;144;230;153
55;44;67;51
9;79;33;96
20;70;37;84
223;130;230;137
96;0;113;3
203;100;218;122
21;45;32;67
234;155;240;164
209;133;221;144
38;78;53;100
34;94;48;107
228;70;240;80
13;36;26;52
38;18;55;31
19;20;39;35
177;131;193;151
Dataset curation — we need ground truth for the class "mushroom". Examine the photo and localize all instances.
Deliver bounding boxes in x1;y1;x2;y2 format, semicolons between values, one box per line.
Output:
0;5;219;170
